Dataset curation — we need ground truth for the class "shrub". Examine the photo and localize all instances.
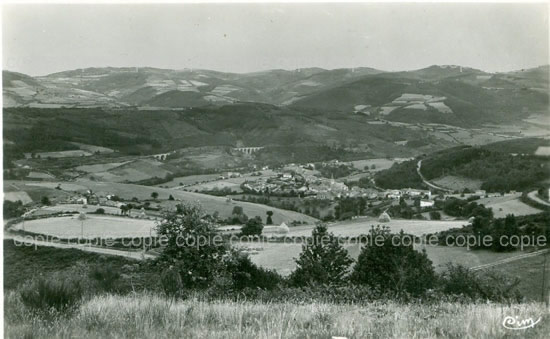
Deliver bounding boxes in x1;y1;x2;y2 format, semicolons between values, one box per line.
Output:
440;264;522;302
19;277;83;313
41;196;51;206
289;223;353;286
160;267;184;298
224;251;281;290
94;208;105;214
3;200;25;218
429;211;441;220
88;264;121;292
351;226;437;296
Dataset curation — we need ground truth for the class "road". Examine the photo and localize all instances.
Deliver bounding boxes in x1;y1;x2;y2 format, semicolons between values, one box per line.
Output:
4;233;156;260
470;249;549;271
416;160;453;193
527;190;550;207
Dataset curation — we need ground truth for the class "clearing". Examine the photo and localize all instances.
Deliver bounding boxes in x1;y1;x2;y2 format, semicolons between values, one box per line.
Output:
477;194;542;218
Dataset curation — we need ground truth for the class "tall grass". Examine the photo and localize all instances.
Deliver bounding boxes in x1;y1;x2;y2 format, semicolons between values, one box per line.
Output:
4;291;549;338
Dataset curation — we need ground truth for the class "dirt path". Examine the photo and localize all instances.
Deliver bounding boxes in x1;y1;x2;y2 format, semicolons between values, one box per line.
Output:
527;190;550;207
470;249;549;271
4;233;156;260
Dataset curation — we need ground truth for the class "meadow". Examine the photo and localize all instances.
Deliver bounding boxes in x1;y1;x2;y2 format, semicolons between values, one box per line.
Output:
4;292;549;339
12;215;156;238
238;241;536;278
477;194;542;218
288;218;467;238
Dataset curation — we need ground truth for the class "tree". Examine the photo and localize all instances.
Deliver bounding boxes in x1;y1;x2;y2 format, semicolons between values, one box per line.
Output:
491;214;519;252
151;192;159;200
78;212;87;238
230;205;248;224
289;223;353;286
168;194;175;201
156;204;228;289
41;196;51;206
351;226;436;296
232;206;244;215
240;216;263;236
266;211;274;225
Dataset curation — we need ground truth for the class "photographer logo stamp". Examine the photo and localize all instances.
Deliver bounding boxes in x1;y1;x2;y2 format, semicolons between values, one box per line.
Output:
502;316;542;330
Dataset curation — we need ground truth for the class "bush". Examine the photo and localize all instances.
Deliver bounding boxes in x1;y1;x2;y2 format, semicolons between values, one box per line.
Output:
88;264;121;292
160;267;184;298
440;264;522;302
429;211;441;220
19;277;83;314
224;251;281;291
94;208;105;214
289;223;353;286
3;200;25;218
351;226;437;296
41;196;51;206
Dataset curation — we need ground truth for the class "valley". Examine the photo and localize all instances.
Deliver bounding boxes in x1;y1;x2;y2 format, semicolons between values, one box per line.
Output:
3;63;550;310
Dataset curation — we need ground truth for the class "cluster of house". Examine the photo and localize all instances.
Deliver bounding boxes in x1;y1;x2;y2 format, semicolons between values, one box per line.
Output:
382;188;435;207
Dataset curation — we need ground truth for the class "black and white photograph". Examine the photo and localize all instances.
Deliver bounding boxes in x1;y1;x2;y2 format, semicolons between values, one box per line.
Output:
2;1;549;338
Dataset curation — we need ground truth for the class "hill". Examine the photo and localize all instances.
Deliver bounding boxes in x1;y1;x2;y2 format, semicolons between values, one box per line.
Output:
2;67;384;109
375;138;550;192
2;105;455;159
4;65;547;127
291;65;548;126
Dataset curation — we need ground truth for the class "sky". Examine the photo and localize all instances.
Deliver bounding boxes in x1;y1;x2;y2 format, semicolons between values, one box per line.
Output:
2;3;549;76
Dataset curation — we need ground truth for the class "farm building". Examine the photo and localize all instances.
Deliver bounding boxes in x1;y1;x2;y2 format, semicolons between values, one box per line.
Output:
420;200;435;208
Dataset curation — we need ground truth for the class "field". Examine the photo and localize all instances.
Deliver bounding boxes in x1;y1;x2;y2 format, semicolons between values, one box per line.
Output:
26;171;55;180
4;292;549;338
432;175;482;191
3;191;33;204
76;161;131;173
165;170;278;192
492;251;550;301
6;179;317;225
33;150;93;158
239;240;534;277
83;159;172;183
157;174;221;188
11;215;156;238
28;204;124;217
477;194;542;218
348;158;403;171
288;217;467;238
71;142;115;154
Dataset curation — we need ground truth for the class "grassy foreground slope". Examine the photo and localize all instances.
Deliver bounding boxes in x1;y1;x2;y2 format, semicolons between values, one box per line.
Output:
4;292;549;338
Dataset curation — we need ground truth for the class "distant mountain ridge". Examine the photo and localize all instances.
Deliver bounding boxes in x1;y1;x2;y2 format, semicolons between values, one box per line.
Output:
3;64;548;126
